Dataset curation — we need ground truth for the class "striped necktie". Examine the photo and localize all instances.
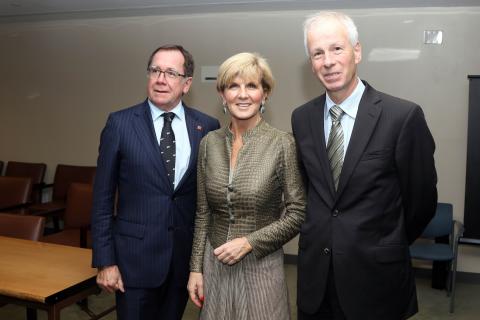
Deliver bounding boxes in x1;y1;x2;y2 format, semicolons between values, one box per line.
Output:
327;105;345;191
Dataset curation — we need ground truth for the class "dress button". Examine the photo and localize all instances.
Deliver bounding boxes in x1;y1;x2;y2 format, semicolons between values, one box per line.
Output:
324;248;330;255
332;209;339;217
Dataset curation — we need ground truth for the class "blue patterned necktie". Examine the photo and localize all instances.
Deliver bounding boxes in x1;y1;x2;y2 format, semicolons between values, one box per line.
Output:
327;105;345;191
160;112;176;187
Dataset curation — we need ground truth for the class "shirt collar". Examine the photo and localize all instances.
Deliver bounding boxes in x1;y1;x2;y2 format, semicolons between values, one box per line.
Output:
148;99;185;122
325;78;365;120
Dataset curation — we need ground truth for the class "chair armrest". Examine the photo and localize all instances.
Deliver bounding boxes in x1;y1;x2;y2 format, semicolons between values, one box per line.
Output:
454;220;465;239
0;202;31;212
453;220;465;254
32;182;46;190
39;182;54;190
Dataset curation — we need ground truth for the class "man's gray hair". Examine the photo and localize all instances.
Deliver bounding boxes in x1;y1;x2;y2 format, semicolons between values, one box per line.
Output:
303;11;359;57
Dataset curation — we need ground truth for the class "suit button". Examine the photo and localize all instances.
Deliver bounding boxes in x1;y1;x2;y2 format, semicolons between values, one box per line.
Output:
324;248;330;255
168;226;174;231
332;209;339;217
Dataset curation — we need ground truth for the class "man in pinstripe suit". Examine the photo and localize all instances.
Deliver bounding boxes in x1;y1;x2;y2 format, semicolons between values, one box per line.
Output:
91;44;220;320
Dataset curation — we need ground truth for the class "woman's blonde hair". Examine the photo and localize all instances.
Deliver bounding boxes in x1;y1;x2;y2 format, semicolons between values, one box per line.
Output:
216;52;274;97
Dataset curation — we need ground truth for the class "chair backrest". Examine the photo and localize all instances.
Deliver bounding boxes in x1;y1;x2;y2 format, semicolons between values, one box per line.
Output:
5;161;47;203
0;213;45;240
52;164;96;202
64;183;93;228
422;202;454;238
0;176;32;209
5;161;46;185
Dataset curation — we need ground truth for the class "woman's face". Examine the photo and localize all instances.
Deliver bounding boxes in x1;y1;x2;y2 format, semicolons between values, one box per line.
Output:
221;76;267;123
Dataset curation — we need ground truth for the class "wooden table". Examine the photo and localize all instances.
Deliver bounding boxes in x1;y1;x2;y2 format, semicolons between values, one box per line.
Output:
0;236;101;319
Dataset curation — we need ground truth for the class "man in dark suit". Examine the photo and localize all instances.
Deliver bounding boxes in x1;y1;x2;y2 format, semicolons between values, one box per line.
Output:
91;44;220;320
292;12;437;320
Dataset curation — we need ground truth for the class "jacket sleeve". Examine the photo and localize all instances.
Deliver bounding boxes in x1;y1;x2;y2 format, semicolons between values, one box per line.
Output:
395;105;438;244
189;135;210;273
246;134;306;258
91;114;120;267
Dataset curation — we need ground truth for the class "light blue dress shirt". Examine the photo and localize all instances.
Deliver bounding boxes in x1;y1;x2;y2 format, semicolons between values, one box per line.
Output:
149;100;191;189
324;78;365;161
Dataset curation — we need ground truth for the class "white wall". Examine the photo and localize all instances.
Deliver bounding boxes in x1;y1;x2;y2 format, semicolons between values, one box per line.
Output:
1;7;479;271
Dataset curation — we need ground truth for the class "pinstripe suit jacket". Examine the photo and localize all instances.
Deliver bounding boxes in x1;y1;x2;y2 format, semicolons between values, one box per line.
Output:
91;100;220;288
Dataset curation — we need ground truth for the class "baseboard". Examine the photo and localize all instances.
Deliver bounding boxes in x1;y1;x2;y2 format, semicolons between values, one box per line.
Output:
284;254;480;283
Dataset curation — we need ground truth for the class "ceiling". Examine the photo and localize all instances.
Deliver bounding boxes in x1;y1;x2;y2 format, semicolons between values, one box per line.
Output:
1;0;480;21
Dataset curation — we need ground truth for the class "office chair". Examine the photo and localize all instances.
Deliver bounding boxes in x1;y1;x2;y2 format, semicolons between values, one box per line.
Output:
0;176;32;212
5;161;46;204
410;202;463;313
41;182;115;318
27;164;96;231
0;213;45;241
42;183;92;248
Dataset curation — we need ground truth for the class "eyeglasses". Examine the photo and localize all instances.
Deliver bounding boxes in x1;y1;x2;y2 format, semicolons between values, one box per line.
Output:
147;66;186;80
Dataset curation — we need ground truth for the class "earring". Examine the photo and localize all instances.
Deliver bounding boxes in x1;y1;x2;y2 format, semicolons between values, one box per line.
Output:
222;101;227;114
260;102;265;114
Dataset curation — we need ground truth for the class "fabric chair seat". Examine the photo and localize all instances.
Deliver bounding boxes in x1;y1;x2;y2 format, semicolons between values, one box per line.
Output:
28;200;65;213
410;243;454;261
26;200;65;232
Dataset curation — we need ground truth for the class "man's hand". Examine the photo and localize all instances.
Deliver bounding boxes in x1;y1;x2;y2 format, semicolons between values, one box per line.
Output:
96;265;125;293
187;272;204;308
213;237;252;265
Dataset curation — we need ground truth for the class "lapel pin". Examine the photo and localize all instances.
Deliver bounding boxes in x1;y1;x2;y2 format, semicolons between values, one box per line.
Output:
196;125;203;131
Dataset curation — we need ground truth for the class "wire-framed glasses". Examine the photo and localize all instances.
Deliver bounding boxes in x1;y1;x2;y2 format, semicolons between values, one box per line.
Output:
147;66;186;80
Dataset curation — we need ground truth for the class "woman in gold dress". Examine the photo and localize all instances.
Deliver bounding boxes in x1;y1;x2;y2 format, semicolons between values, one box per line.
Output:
187;52;306;320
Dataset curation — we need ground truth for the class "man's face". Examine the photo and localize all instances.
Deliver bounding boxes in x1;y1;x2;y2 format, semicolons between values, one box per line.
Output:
147;50;192;111
307;19;361;103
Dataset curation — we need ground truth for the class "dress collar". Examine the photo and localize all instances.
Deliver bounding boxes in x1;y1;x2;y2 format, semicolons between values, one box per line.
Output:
224;118;267;141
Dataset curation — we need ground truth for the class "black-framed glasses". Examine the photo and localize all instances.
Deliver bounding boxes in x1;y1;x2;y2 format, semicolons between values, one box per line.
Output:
147;66;186;80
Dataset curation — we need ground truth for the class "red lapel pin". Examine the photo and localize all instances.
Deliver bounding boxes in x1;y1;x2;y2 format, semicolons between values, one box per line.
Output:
196;125;203;131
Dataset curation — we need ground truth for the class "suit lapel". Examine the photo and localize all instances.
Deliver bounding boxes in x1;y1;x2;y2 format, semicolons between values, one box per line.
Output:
175;105;203;191
132;101;172;190
336;83;382;199
307;95;337;201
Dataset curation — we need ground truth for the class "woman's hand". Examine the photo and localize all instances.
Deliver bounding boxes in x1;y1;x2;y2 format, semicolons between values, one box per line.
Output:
213;237;252;265
187;272;204;308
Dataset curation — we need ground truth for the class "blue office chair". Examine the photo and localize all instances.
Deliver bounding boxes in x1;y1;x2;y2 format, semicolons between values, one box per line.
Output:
410;202;464;313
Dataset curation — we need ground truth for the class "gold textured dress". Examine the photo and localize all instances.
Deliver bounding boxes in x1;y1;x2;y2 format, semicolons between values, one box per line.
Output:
190;120;306;320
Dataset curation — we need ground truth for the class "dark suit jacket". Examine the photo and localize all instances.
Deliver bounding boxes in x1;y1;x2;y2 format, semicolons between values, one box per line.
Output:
91;100;220;288
291;81;437;320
